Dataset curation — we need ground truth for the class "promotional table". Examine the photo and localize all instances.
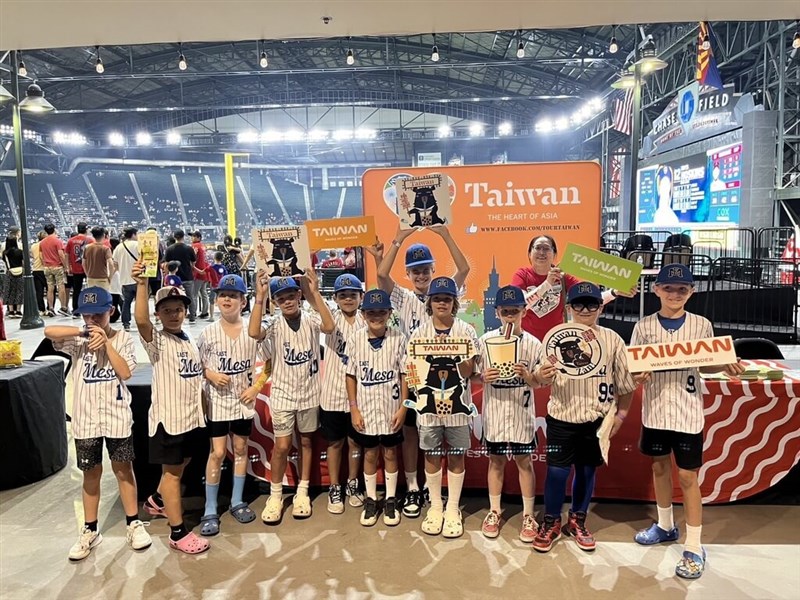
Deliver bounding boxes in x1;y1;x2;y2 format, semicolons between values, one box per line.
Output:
128;360;800;504
0;360;68;489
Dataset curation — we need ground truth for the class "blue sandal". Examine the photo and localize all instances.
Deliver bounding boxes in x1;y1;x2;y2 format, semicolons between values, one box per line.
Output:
230;503;256;524
199;514;220;536
676;548;707;579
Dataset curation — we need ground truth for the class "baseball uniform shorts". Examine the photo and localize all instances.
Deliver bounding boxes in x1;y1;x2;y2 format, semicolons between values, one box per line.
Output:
544;415;604;468
149;423;207;466
75;435;135;471
639;426;704;470
272;407;319;437
485;438;537;457
319;408;356;443
418;424;471;455
208;418;253;438
350;429;404;450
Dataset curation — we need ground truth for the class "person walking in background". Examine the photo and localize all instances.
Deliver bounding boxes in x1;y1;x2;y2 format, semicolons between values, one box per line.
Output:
2;237;24;318
321;250;344;269
66;222;93;312
40;223;70;317
83;227;115;291
109;237;123;323
165;230;197;323
31;230;48;316
191;231;210;319
112;227;139;331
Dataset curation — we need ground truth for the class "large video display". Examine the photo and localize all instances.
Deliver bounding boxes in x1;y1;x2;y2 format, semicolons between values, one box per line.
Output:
637;141;742;229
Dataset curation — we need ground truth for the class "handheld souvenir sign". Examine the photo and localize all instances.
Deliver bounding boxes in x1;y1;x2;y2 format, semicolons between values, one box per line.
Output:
541;323;607;379
484;329;520;380
395;173;452;230
251;226;311;277
139;230;160;278
403;337;477;417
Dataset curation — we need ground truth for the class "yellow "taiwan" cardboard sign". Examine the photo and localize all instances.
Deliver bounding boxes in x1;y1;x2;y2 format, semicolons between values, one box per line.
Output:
304;216;375;249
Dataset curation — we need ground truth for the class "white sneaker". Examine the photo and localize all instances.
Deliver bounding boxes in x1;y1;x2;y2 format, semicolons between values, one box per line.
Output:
68;526;102;561
262;494;283;523
126;520;152;551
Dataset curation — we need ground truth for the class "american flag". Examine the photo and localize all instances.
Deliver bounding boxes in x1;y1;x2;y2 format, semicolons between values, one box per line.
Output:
612;88;634;135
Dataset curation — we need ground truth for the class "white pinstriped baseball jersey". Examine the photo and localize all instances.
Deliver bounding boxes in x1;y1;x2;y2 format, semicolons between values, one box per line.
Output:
631;312;713;434
55;330;137;439
476;329;541;443
345;327;407;435
536;325;636;424
258;311;322;412
320;309;366;412
406;318;481;428
390;285;429;336
198;320;262;422
141;330;204;436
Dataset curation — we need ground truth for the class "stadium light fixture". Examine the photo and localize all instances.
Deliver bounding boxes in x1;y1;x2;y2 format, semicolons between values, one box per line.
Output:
237;131;259;143
431;35;440;62
555;118;570;131
135;132;152;146
437;124;452;137
497;121;513;136
178;44;187;71
0;84;13;103
630;36;668;74
611;70;636;89
95;46;104;74
308;129;330;141
355;128;377;140
18;59;27;78
108;132;125;146
609;36;619;54
333;129;354;141
535;119;554;133
260;51;269;69
516;40;525;59
793;31;800;50
284;129;305;142
19;84;55;113
469;123;485;137
166;131;182;145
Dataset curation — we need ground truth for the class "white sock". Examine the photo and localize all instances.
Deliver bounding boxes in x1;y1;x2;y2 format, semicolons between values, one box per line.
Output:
685;524;703;555
270;483;283;498
385;471;398;499
365;472;378;500
657;504;674;531
446;470;465;514
405;471;419;492
522;496;535;517
297;480;309;497
426;470;443;512
489;494;502;513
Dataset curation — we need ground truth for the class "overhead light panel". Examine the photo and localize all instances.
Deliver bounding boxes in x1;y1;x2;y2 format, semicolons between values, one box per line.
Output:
95;46;104;73
19;84;55;113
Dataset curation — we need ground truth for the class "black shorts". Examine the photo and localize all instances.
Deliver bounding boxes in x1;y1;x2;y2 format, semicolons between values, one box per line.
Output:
208;418;253;438
149;423;207;466
350;429;404;450
75;436;135;471
485;439;537;456
404;390;418;427
640;426;704;470
319;408;356;443
544;415;604;468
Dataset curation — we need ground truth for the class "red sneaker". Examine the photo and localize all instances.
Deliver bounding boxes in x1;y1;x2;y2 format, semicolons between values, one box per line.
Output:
532;515;562;553
564;511;596;551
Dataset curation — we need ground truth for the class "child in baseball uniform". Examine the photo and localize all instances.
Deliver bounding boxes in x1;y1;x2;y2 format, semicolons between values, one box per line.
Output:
45;286;151;561
132;262;209;554
207;252;228;321
249;269;335;523
164;260;183;288
197;274;266;536
631;264;743;579
533;282;636;553
476;285;543;542
320;274;366;514
367;224;470;519
404;276;480;538
346;289;408;527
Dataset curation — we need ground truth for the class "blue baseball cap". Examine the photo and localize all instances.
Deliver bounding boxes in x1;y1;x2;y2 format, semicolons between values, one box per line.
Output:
567;282;603;304
361;289;392;310
428;276;458;297
405;243;434;268
216;274;247;294
656;263;694;285
334;274;363;293
269;276;301;297
495;285;526;307
74;286;113;315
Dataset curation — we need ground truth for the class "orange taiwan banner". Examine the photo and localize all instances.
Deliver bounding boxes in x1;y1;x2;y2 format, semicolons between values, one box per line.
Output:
361;162;601;335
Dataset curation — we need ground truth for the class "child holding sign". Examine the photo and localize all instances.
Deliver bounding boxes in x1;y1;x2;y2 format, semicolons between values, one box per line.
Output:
533;282;636;553
475;285;543;542
631;264;744;579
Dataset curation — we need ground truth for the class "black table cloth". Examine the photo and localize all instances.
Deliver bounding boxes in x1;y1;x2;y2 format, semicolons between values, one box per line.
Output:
0;360;67;489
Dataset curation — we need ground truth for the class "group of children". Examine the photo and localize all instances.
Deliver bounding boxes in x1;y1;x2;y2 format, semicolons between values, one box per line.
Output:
46;226;744;581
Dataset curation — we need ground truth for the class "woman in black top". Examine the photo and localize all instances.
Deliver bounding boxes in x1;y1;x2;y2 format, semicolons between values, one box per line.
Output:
2;237;24;317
